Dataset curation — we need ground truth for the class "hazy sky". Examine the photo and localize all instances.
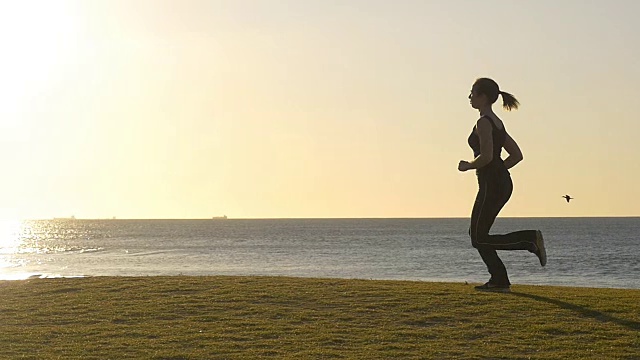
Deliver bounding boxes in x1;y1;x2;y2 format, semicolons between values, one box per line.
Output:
1;0;639;219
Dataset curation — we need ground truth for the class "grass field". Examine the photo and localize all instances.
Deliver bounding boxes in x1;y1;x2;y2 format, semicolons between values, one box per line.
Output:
0;276;638;359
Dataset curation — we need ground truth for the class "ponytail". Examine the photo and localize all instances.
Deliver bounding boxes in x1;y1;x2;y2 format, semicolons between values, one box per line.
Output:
499;91;520;111
473;78;521;111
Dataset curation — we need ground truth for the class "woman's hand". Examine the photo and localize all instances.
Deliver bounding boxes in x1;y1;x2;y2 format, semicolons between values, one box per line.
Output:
458;160;472;172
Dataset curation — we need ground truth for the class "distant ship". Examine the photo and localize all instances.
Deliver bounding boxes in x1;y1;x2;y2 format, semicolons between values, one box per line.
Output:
53;215;76;220
212;215;228;220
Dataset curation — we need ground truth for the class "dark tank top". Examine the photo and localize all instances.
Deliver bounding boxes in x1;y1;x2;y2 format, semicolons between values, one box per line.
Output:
468;115;508;173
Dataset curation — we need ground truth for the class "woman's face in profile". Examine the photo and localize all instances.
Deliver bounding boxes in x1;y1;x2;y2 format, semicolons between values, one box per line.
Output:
468;86;486;109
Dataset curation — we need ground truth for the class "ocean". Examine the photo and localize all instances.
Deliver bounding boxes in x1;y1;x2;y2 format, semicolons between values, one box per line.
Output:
1;218;638;289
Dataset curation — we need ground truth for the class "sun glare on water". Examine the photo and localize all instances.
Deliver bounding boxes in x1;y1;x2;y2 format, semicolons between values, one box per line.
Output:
0;219;27;278
0;219;24;252
0;220;54;280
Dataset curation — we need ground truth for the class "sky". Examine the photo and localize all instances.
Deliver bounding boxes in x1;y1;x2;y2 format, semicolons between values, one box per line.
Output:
1;0;639;220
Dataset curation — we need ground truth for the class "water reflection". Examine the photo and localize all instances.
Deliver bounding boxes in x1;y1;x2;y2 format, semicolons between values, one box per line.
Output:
0;220;95;280
0;219;32;279
0;219;24;255
0;220;106;255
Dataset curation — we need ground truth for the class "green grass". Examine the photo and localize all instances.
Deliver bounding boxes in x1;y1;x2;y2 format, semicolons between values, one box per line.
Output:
0;276;638;359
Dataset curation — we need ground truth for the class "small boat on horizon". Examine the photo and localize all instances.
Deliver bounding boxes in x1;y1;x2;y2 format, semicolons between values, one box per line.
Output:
53;215;76;220
212;215;228;220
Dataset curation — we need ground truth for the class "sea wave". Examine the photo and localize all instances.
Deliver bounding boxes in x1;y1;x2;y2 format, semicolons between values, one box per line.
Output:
0;272;87;281
0;246;105;255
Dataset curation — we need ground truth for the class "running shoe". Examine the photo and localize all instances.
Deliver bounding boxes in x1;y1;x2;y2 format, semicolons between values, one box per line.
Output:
474;282;511;293
534;230;547;267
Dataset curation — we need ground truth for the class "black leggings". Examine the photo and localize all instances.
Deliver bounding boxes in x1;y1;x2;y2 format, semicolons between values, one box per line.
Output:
469;170;537;285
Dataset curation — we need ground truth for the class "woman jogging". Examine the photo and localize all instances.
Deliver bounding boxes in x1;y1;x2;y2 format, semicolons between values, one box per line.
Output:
458;77;547;292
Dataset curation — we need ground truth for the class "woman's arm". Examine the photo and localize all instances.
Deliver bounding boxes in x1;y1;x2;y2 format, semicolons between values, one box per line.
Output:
502;132;523;169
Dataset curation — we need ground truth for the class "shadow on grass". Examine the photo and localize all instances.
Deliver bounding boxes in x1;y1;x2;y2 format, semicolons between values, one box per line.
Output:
510;292;640;331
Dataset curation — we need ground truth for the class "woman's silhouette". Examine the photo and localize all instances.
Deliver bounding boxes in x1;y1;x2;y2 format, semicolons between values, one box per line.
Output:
458;78;547;292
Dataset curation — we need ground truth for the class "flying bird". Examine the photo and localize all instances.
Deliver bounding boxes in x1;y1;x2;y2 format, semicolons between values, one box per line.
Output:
562;195;574;203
